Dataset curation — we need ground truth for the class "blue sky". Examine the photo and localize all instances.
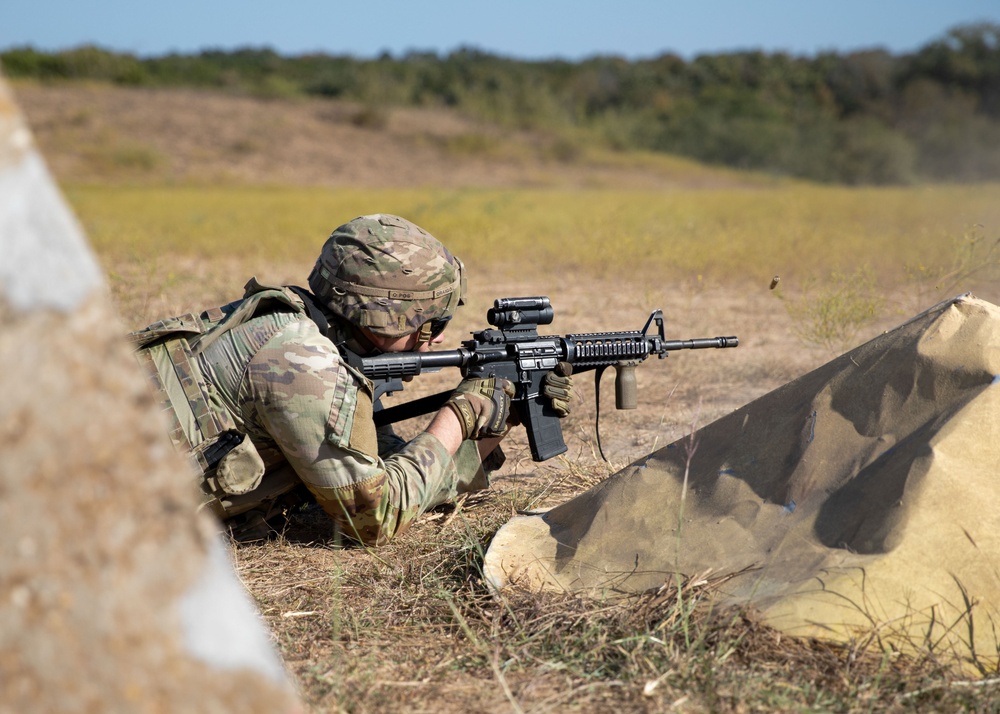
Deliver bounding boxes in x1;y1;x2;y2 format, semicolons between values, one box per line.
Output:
3;0;998;60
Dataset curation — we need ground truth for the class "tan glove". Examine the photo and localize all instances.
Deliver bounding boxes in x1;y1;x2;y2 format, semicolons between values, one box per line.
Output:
445;376;515;440
542;362;575;417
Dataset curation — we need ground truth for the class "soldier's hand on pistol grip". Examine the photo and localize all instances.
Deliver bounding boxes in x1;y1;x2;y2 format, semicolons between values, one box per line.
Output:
445;376;516;440
542;362;575;417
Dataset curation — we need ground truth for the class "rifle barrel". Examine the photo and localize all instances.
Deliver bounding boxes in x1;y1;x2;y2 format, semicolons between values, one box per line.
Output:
661;335;739;351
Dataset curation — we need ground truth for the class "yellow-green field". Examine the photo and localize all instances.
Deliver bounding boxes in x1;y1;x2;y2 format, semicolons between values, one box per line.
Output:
69;183;1000;294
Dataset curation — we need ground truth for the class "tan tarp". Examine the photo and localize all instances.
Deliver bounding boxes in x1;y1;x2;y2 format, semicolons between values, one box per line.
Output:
484;295;1000;668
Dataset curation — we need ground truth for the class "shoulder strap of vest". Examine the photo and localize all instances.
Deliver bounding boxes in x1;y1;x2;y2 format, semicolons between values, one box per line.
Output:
191;278;374;389
285;284;330;336
191;278;308;355
283;284;366;370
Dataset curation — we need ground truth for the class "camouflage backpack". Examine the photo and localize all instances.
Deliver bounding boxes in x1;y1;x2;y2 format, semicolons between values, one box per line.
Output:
130;278;320;513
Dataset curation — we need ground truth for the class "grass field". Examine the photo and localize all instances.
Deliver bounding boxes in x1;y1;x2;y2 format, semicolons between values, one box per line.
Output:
72;182;1000;348
72;182;1000;284
70;179;1000;713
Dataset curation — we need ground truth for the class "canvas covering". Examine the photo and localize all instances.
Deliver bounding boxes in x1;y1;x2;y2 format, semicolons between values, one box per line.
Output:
484;295;1000;668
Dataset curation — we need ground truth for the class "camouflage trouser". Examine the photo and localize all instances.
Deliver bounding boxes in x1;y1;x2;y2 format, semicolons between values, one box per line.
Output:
221;440;499;543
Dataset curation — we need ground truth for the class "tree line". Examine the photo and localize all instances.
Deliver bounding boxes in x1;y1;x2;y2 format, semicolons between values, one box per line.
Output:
3;22;999;185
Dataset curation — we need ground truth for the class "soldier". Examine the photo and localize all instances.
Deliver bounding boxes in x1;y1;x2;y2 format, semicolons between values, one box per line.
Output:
131;214;572;545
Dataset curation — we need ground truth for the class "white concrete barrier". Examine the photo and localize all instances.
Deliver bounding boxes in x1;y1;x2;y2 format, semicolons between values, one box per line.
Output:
0;75;303;712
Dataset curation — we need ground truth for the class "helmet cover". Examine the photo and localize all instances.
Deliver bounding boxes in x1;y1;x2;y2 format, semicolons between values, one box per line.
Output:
308;214;465;338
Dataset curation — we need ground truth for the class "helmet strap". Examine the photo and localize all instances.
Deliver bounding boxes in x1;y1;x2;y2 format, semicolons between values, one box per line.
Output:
343;325;384;357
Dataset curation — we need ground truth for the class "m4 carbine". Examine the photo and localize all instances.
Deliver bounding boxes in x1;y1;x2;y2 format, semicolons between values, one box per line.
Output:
354;296;738;462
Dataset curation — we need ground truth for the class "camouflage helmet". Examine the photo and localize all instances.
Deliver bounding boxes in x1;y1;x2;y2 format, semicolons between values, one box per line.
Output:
308;214;466;339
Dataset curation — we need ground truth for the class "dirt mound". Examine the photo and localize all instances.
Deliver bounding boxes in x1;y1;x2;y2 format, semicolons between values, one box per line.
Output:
485;294;1000;670
11;81;758;189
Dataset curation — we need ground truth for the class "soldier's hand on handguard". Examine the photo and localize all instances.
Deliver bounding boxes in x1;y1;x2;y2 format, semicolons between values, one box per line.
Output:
445;376;515;440
543;362;575;417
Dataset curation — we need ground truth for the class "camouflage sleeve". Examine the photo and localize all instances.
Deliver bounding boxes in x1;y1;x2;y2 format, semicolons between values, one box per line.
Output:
245;319;491;545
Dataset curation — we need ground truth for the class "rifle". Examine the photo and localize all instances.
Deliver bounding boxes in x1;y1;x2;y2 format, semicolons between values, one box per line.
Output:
354;296;738;462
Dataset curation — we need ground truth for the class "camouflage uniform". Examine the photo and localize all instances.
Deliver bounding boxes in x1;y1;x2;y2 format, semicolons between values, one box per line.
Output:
132;215;499;545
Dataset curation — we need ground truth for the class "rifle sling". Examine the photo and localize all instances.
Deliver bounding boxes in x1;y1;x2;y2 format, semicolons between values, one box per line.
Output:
594;365;610;463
